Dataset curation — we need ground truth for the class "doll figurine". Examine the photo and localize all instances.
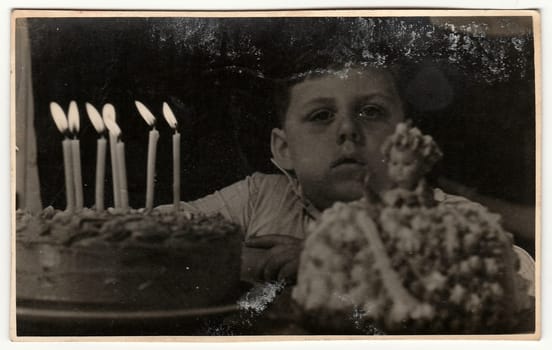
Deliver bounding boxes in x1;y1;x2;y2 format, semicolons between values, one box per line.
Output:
379;121;443;208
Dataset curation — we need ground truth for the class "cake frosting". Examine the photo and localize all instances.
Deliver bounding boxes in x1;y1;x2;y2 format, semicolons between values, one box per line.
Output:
292;122;534;334
16;207;242;309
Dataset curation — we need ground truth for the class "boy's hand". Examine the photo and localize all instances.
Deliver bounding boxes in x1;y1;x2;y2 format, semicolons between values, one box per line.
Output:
245;235;304;283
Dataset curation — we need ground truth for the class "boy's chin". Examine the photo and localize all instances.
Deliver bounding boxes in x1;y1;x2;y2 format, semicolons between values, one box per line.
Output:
303;179;366;210
325;183;365;206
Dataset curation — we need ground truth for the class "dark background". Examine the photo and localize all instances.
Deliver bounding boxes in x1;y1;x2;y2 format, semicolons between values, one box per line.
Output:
21;16;535;248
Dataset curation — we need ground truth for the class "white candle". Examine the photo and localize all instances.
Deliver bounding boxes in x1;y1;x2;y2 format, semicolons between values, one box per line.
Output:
71;139;84;210
163;102;180;211
117;141;129;212
85;102;107;212
109;133;120;208
62;138;75;212
95;137;107;211
173;131;181;210
68;101;83;210
50;101;75;212
103;104;121;209
135;101;159;211
146;128;159;211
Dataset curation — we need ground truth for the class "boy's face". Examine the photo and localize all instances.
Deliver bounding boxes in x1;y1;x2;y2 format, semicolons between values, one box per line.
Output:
273;68;404;210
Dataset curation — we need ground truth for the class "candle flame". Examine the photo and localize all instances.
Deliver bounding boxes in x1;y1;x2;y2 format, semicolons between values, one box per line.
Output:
68;100;80;134
102;103;121;137
85;102;105;134
49;102;68;133
135;100;156;126
162;102;178;129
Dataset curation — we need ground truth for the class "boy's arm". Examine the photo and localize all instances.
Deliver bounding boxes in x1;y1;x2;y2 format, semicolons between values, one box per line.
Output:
244;235;303;282
158;174;257;231
437;177;535;244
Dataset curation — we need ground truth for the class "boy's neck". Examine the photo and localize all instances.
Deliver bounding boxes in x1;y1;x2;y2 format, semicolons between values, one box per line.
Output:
270;158;322;220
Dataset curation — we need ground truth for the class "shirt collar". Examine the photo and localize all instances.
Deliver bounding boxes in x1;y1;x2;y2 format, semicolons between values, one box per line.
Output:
271;159;458;221
270;158;321;220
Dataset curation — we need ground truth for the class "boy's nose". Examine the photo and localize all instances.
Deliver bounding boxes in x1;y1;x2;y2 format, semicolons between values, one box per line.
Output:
337;114;362;144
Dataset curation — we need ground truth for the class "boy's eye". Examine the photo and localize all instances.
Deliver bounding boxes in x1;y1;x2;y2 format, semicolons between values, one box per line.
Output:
307;109;334;122
358;105;385;120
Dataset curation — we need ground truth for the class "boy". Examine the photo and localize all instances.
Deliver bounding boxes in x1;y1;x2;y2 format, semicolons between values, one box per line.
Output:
174;65;407;281
170;64;534;289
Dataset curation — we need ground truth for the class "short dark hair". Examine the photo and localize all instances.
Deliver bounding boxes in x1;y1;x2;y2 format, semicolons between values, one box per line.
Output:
271;63;411;129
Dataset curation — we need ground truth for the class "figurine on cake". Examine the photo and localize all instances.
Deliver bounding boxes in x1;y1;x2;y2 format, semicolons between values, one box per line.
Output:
363;121;442;218
380;121;442;208
292;122;534;334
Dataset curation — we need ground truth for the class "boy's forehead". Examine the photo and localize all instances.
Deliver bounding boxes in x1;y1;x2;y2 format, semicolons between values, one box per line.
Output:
289;68;399;102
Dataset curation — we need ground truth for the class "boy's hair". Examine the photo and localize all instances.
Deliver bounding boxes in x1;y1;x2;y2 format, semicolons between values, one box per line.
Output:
271;62;411;129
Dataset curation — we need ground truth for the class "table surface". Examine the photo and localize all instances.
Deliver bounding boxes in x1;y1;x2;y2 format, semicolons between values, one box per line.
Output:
16;281;301;337
16;281;535;337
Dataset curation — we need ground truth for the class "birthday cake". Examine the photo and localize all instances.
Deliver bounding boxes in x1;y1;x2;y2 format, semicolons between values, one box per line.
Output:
292;123;534;334
16;207;242;309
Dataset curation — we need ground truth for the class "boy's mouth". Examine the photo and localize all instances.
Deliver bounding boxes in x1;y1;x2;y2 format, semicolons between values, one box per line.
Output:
330;157;366;169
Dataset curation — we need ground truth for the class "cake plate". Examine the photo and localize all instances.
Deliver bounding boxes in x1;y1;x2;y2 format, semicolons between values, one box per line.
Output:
16;282;252;336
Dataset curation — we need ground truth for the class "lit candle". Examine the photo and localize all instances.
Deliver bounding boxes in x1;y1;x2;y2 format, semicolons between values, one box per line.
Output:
49;102;75;212
172;132;181;210
135;101;158;211
163;102;180;210
85;102;107;211
68;101;83;211
62;139;75;212
102;104;121;209
117;140;129;212
108;132;120;208
96;138;107;210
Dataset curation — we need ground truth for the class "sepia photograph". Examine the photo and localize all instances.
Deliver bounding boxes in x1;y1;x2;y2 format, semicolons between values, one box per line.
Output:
11;9;539;339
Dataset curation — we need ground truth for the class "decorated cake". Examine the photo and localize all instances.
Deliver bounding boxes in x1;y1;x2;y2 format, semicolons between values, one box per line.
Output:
16;207;242;309
292;122;534;334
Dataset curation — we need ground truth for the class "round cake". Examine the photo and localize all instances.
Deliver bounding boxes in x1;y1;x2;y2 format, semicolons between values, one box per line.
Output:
16;207;242;310
292;199;533;334
291;122;534;334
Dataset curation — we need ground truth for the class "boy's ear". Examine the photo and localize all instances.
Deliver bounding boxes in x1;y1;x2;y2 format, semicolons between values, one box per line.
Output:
270;128;294;170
